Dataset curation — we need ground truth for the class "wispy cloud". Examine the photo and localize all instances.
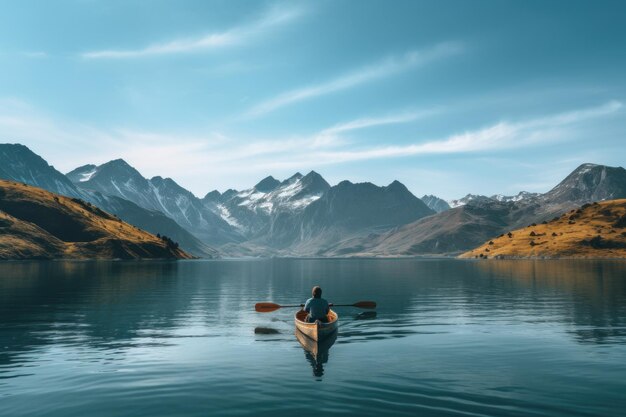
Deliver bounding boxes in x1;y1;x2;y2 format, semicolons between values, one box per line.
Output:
319;108;442;136
0;99;620;195
81;5;302;59
244;42;463;118
248;100;623;170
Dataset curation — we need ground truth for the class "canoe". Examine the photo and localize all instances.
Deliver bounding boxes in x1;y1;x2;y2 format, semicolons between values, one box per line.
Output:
295;325;338;359
294;309;338;342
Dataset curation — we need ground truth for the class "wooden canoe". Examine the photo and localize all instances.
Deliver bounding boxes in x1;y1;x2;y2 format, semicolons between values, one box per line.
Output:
294;309;338;342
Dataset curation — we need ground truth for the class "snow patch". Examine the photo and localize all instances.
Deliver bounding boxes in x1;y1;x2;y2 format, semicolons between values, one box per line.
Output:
217;204;243;229
79;169;97;182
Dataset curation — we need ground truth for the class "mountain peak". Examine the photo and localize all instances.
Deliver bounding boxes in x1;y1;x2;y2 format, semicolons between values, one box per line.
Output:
90;159;143;182
421;194;451;213
203;190;222;202
387;180;406;191
282;172;303;185
0;143;83;199
300;171;330;192
66;164;97;183
102;158;132;169
544;163;626;204
254;175;281;192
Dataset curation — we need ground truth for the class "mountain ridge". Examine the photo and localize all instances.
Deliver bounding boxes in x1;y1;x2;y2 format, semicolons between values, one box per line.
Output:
0;179;191;260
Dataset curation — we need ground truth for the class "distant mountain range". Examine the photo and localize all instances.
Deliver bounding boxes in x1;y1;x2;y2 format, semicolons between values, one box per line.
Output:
326;163;626;256
1;143;625;258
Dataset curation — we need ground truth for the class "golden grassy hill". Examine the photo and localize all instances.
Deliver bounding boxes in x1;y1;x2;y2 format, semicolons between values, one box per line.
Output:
460;199;626;259
0;179;192;260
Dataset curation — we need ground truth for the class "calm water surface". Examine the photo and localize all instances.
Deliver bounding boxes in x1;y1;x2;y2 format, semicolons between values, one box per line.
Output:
1;259;626;416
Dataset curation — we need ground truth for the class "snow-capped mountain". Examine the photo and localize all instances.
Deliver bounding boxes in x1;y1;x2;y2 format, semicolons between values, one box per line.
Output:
448;191;539;208
68;159;243;245
447;194;492;208
203;171;331;237
490;191;540;203
421;195;451;213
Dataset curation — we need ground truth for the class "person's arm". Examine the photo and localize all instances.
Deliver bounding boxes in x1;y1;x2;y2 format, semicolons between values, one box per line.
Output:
304;299;311;312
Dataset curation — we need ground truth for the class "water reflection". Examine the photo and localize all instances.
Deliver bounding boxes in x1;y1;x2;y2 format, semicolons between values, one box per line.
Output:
295;329;337;378
1;259;626;417
355;311;377;320
254;327;281;335
474;260;626;345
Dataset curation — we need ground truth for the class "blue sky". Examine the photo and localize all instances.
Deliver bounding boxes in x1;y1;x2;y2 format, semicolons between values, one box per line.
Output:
0;0;625;199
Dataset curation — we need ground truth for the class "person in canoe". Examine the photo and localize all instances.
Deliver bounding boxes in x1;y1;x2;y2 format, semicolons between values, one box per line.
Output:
302;286;331;323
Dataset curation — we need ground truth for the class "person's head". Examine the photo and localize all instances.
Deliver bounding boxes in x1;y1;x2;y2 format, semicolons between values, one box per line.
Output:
312;286;322;299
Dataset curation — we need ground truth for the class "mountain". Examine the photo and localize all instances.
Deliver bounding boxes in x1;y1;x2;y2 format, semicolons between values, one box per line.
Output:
325;163;626;256
218;178;435;256
86;193;217;257
301;180;434;234
491;191;540;203
316;199;537;256
203;171;331;239
0;144;215;256
460;199;626;259
541;163;626;206
66;164;98;183
0;179;191;260
0;144;86;199
68;159;242;245
448;194;492;208
421;195;451;213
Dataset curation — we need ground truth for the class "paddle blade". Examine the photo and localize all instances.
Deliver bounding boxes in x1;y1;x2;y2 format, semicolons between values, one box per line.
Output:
255;302;281;313
353;301;377;309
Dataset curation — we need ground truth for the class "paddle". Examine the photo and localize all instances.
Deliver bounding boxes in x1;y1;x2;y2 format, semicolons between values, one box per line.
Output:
255;300;376;313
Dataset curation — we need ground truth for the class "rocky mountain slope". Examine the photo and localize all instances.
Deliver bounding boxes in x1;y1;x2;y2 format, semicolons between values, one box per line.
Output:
327;163;626;257
222;179;435;256
460;199;626;259
202;171;330;239
0;180;191;260
68;159;242;245
421;195;451;213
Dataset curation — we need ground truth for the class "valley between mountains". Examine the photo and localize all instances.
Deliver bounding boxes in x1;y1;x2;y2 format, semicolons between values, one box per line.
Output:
1;143;625;259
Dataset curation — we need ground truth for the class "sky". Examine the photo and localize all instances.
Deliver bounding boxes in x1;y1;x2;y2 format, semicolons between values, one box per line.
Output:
0;0;625;199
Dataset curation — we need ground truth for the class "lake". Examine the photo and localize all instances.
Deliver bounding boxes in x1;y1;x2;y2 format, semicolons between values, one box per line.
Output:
1;259;626;417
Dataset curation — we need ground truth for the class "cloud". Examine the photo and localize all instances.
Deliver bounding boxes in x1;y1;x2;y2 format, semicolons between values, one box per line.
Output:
244;42;463;118
0;99;620;195
319;108;442;136
245;100;623;170
81;5;302;59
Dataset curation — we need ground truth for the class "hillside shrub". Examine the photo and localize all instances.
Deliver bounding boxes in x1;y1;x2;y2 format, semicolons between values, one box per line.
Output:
581;235;626;249
614;214;626;228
